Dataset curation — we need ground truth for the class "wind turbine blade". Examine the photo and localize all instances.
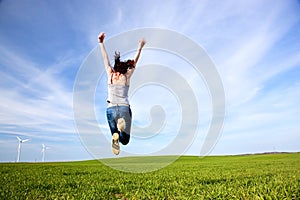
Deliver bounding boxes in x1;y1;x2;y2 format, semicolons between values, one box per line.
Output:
22;139;30;143
16;136;21;142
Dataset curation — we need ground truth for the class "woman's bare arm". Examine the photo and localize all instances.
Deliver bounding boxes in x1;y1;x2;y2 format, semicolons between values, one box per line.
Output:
126;38;146;80
133;38;146;67
98;32;112;75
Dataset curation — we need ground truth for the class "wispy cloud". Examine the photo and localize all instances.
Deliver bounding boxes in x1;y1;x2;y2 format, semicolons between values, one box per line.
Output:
0;43;77;138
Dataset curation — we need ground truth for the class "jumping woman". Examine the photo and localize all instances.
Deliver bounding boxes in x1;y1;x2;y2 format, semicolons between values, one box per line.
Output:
98;32;146;155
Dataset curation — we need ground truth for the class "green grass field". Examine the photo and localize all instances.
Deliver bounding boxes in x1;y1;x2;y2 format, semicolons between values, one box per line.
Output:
1;153;299;199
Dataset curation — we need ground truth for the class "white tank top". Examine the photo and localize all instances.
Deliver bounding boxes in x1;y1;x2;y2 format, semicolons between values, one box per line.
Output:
107;84;130;105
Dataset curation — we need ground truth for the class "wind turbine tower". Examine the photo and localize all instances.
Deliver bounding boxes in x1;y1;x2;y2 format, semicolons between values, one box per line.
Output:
16;136;30;162
41;144;50;162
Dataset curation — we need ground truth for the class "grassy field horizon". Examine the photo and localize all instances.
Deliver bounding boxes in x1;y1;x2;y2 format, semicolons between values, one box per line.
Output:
1;153;299;199
3;151;298;164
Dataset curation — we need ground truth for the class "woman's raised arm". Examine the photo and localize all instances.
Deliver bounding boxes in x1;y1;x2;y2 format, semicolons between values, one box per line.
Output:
98;32;112;75
133;38;146;67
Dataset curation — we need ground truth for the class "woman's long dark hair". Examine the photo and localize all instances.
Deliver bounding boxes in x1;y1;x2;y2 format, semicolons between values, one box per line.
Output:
114;52;135;74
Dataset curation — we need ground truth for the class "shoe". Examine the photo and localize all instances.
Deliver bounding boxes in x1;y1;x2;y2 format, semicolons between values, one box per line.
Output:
112;133;120;155
117;118;126;132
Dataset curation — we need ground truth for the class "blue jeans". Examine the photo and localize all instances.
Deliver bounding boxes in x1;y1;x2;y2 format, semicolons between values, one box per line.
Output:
106;106;132;145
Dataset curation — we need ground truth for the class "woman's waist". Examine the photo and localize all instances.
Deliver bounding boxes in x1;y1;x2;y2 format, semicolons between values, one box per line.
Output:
107;102;130;108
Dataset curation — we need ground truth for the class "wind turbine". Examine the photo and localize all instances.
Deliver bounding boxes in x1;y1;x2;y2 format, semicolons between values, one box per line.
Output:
16;136;30;162
41;144;50;162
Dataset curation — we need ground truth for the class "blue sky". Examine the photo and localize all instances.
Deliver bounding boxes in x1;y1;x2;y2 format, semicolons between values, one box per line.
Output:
0;0;300;162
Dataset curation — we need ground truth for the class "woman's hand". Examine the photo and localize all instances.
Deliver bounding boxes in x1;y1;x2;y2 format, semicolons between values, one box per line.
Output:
138;37;146;50
98;32;105;43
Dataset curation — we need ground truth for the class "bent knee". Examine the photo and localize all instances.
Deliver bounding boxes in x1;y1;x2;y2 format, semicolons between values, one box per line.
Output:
119;133;130;145
120;140;129;145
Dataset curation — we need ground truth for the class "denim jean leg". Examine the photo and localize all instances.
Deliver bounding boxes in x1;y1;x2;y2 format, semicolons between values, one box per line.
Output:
117;106;132;145
106;107;118;136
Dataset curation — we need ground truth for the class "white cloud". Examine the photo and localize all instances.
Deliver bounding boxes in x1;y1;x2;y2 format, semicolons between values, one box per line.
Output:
0;43;77;140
